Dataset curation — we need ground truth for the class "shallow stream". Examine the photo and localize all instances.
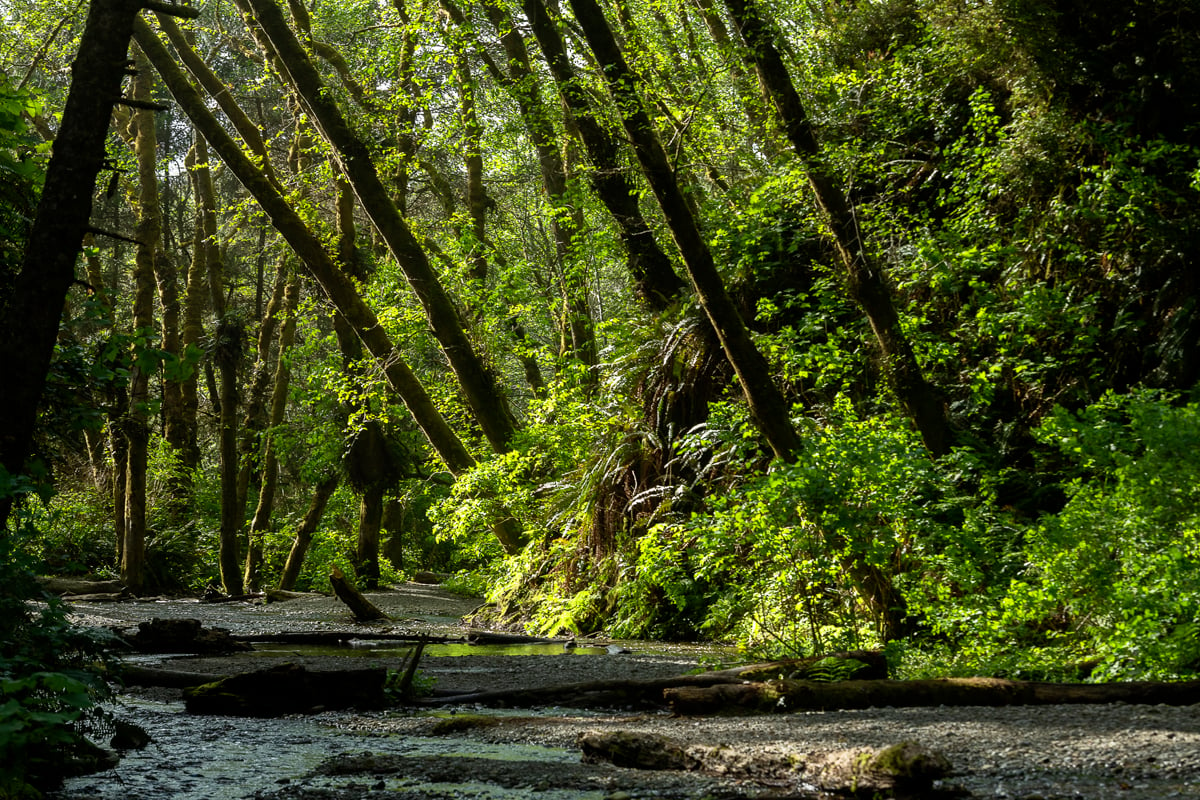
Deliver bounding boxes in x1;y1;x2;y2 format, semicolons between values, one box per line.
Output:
54;696;601;800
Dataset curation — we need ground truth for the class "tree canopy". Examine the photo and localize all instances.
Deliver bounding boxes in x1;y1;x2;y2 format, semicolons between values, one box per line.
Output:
1;0;1198;686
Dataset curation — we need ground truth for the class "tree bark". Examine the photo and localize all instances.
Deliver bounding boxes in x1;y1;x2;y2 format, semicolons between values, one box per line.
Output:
0;0;196;530
278;471;340;591
356;485;384;590
239;0;520;454
235;270;287;525
153;247;189;508
723;0;952;457
523;0;686;311
215;316;244;596
120;46;162;595
243;275;300;591
564;0;802;462
136;17;480;478
329;566;390;622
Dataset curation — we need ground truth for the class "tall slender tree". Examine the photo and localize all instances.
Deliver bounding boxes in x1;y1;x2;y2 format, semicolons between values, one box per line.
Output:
563;0;802;461
119;46;164;593
238;0;521;453
723;0;952;457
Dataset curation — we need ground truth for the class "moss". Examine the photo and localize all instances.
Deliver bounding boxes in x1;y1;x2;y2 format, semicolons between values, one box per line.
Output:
430;714;503;735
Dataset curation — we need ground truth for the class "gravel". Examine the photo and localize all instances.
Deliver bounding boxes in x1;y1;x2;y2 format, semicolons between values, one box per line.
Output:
57;584;1200;799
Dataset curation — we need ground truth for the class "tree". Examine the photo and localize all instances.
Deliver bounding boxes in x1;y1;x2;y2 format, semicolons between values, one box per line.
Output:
722;0;952;457
0;0;198;531
118;46;163;593
238;0;521;454
562;0;801;462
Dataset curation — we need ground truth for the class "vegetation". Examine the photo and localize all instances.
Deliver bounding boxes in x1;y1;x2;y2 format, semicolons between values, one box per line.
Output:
0;8;1197;774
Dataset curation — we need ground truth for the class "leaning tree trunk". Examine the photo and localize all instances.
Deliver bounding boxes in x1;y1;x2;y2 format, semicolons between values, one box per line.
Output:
136;17;478;478
0;0;197;530
278;472;340;591
523;0;686;311
137;17;528;554
239;0;520;454
565;0;801;462
723;0;951;457
470;0;598;369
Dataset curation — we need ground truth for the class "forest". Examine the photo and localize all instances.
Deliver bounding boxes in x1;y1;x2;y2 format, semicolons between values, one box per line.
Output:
1;0;1199;781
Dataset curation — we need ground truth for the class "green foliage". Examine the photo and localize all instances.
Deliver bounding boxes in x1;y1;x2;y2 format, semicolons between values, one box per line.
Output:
0;74;44;307
614;399;947;653
0;508;115;796
912;391;1200;680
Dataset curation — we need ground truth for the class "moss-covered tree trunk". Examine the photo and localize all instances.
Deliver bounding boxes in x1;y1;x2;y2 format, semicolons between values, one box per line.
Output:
523;0;686;311
244;275;299;591
565;0;801;462
723;0;951;457
0;0;196;530
239;0;519;454
120;47;163;594
136;16;479;480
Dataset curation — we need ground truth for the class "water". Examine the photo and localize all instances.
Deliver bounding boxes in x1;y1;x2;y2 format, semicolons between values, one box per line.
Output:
52;697;591;800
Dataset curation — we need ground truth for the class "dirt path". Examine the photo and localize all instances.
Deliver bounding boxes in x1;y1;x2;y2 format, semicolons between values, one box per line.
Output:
54;584;1200;800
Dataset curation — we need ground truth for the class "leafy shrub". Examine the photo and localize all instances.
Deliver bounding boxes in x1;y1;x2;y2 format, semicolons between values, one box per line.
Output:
617;399;951;655
917;390;1200;680
0;510;115;796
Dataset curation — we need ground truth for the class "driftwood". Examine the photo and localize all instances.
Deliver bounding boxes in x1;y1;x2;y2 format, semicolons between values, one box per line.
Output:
183;662;388;716
329;567;390;622
665;676;1200;715
38;576;126;596
420;654;882;709
467;630;556;646
264;588;324;603
579;731;949;795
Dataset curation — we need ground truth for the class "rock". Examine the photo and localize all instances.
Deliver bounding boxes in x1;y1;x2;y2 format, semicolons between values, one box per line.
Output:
124;617;252;654
813;741;951;793
183;662;388;716
579;731;694;770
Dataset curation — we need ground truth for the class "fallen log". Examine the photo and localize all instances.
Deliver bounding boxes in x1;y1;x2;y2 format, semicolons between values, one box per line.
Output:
230;631;461;645
329;567;390;622
117;664;222;689
467;630;556;645
65;592;126;602
264;588;325;603
38;576;126;596
578;731;950;795
419;653;885;709
665;676;1200;715
183;662;388;716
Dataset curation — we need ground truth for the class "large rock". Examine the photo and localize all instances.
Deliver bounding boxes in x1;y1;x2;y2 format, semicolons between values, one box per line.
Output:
123;617;252;654
183;662;388;716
